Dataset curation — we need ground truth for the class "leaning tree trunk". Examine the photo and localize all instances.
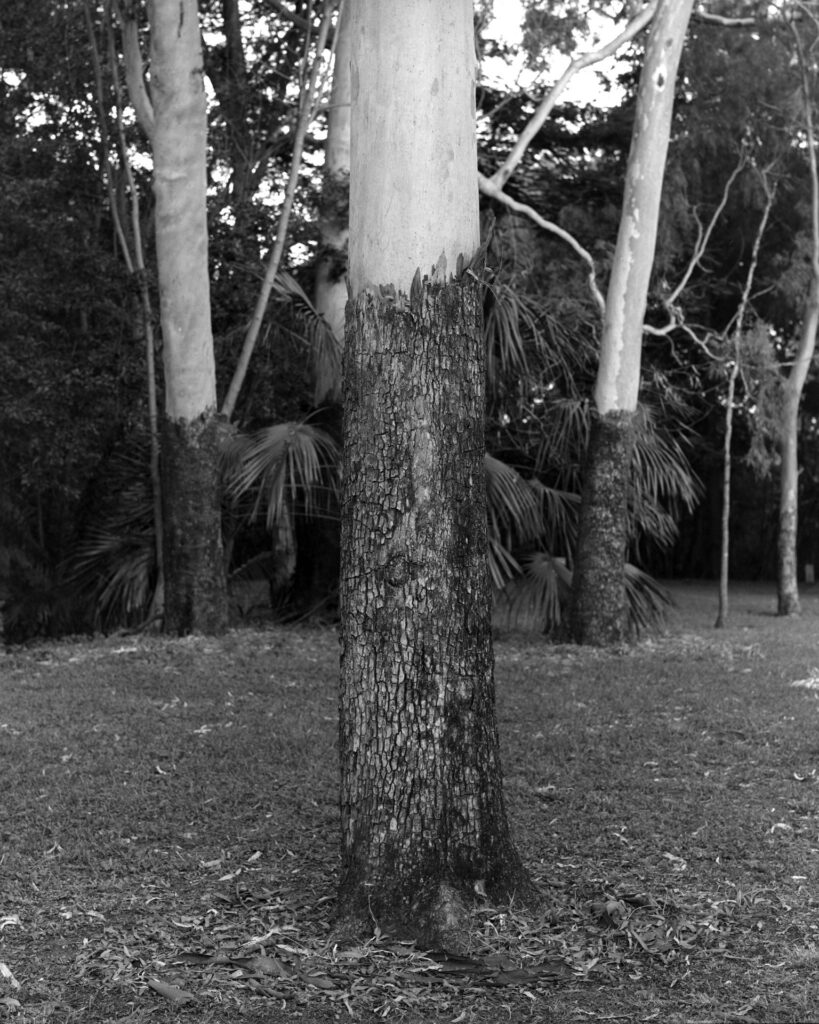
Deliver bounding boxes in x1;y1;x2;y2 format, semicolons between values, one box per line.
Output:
569;0;694;645
338;0;530;950
150;0;227;634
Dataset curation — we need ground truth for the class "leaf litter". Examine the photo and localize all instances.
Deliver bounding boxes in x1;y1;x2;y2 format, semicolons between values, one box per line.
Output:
6;585;819;1021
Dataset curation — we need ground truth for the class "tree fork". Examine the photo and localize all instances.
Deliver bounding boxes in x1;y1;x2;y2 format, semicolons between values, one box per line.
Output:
338;272;531;948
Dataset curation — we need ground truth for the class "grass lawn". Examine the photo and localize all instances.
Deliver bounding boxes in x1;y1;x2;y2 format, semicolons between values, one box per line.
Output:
3;581;819;1023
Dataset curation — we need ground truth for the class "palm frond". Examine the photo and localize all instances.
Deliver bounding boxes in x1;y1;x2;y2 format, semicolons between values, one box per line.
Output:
222;419;339;530
487;534;522;591
484;453;544;549
494;554;672;636
625;563;674;632
527;480;579;554
272;271;341;404
484;281;537;388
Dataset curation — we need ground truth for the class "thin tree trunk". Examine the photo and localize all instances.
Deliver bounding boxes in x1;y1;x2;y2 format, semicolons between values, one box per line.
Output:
313;0;350;402
569;0;694;645
88;1;166;624
220;4;335;421
777;390;802;615
715;358;738;628
777;298;819;615
338;0;530;948
150;0;227;634
777;22;819;616
714;173;775;628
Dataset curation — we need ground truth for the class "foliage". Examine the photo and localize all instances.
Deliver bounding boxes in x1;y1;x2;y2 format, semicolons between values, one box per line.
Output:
221;418;339;528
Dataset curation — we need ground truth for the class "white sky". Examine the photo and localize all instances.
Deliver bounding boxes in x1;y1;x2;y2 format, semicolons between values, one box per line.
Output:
483;0;624;108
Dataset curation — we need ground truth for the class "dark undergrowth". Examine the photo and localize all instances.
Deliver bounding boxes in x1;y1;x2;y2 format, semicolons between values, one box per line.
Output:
3;581;819;1022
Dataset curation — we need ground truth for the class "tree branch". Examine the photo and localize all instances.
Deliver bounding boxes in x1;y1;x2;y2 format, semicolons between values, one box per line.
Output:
478;172;607;319
220;1;337;421
489;0;659;190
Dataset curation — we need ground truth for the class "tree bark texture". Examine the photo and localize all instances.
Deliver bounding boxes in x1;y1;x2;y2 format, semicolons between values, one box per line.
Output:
338;277;530;947
569;410;636;645
150;0;227;633
161;413;228;635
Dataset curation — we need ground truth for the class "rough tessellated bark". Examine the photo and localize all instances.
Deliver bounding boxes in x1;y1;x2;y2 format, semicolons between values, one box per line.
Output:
149;0;227;634
337;0;530;948
569;0;694;645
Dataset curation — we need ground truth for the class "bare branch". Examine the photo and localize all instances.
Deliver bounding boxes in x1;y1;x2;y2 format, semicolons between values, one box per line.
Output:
489;0;659;190
478;172;606;319
692;8;756;26
665;147;748;309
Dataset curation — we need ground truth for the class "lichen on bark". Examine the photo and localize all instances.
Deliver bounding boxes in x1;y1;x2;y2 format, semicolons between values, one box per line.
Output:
338;273;531;948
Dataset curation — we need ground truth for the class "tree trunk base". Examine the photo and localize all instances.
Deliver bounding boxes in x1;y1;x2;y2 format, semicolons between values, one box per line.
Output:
777;591;801;616
569;409;636;646
162;412;228;635
334;878;536;953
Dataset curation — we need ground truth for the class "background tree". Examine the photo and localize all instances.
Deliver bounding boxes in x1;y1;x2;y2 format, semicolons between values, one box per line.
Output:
776;13;819;615
568;0;695;645
338;0;530;947
148;0;228;633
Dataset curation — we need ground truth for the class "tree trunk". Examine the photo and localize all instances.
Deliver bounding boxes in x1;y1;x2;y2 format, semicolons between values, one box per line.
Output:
569;0;694;644
715;357;739;628
338;0;530;949
777;392;801;615
314;1;350;401
150;0;227;634
569;410;635;644
161;415;228;633
340;277;529;947
777;25;819;617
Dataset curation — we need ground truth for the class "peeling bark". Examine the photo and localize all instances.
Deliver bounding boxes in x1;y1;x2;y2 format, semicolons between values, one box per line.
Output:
338;277;531;948
569;411;636;646
161;413;228;635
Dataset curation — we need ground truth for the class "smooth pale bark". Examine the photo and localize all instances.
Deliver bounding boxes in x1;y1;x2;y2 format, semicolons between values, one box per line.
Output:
347;2;479;295
339;0;529;948
314;1;351;382
150;0;227;634
778;302;819;615
569;0;694;645
778;29;819;617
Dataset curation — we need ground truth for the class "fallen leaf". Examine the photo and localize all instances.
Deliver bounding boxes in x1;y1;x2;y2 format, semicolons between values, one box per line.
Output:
146;977;196;1004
